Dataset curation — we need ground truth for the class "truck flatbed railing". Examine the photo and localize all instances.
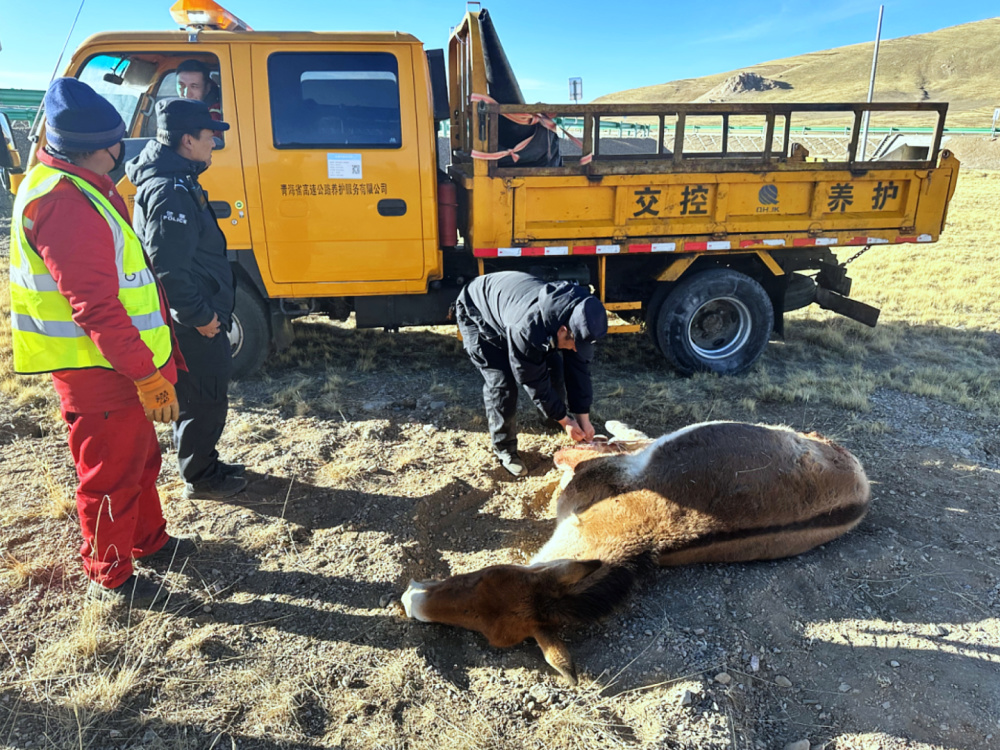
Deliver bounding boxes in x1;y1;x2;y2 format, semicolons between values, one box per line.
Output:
456;101;948;177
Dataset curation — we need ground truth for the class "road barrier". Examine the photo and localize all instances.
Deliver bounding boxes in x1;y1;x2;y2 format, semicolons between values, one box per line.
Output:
0;89;44;121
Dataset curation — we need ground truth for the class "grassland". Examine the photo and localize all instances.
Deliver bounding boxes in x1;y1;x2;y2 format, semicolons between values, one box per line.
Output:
598;17;1000;129
1;173;999;750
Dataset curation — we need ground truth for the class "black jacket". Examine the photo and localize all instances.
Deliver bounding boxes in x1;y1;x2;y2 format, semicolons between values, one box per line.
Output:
457;271;595;419
126;141;235;331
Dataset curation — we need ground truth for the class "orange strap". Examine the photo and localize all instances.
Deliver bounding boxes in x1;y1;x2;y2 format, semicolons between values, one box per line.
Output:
468;93;593;165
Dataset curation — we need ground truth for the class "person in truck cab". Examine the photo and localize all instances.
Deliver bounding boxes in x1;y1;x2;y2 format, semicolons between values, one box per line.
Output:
126;98;246;501
454;271;608;477
8;78;194;607
175;59;223;122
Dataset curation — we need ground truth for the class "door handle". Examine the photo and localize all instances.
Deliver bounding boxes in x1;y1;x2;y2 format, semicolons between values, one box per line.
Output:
377;199;407;217
210;201;231;218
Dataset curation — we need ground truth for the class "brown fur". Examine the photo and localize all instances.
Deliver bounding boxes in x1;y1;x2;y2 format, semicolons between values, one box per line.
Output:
403;422;871;683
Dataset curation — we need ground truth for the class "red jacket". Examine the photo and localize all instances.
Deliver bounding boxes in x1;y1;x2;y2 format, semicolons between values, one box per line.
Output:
23;150;183;413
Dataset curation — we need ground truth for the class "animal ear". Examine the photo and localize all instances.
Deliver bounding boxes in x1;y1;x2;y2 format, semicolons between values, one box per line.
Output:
548;559;602;587
535;628;577;685
604;420;650;441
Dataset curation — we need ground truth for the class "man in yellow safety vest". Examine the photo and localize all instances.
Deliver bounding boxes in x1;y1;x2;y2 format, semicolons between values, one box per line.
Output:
8;77;191;607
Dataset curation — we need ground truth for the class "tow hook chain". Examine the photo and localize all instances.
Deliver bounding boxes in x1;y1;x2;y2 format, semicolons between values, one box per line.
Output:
843;245;871;266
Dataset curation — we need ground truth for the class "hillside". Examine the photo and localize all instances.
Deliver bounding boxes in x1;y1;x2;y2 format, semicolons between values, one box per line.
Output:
597;16;1000;128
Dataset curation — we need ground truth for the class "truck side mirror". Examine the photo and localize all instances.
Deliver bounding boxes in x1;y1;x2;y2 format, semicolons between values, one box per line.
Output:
0;113;17;170
1;112;23;194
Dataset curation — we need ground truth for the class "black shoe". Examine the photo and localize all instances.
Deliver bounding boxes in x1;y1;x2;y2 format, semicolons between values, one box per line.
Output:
219;461;245;478
87;575;168;608
140;535;199;566
495;451;527;477
183;474;248;500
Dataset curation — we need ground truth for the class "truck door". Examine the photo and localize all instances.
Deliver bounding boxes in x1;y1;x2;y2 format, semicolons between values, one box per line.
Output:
251;46;426;285
73;48;251;251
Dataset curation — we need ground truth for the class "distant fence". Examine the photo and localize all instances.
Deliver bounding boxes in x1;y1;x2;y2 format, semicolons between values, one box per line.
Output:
552;118;995;139
0;89;44;121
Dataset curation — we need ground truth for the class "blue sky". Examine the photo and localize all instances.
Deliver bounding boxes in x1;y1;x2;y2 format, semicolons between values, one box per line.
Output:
0;0;993;100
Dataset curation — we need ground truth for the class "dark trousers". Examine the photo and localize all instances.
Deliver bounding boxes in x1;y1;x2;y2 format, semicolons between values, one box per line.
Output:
458;319;566;458
174;326;233;487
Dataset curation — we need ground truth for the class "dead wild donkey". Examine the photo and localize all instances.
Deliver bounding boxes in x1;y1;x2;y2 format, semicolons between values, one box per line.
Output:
403;421;871;683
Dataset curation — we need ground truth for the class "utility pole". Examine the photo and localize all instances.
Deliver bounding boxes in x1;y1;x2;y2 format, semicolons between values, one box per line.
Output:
859;5;884;161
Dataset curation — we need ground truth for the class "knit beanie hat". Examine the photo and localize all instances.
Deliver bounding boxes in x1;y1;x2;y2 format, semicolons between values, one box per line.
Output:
43;77;126;153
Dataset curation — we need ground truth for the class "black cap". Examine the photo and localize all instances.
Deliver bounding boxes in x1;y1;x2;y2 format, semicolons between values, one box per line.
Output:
155;97;229;133
567;296;608;359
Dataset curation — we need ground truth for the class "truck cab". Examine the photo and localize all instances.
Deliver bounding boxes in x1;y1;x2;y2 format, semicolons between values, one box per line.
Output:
17;3;454;375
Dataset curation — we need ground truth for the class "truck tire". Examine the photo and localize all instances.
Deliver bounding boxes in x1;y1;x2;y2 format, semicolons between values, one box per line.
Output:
644;283;671;355
783;272;817;312
655;268;773;376
229;284;270;379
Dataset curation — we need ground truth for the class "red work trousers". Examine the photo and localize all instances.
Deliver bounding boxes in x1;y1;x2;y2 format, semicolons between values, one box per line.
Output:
64;404;169;588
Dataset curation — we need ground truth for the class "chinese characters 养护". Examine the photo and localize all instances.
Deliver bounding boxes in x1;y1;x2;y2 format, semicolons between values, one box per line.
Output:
872;180;898;210
828;183;854;213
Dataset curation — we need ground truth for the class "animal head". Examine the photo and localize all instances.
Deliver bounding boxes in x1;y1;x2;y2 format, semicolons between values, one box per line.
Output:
402;559;603;684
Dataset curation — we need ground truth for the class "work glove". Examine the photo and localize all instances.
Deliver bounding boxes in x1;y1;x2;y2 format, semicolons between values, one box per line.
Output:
134;370;180;423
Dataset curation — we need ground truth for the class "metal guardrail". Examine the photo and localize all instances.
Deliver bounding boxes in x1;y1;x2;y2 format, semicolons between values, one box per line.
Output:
552;117;993;138
474;101;951;176
0;88;44;121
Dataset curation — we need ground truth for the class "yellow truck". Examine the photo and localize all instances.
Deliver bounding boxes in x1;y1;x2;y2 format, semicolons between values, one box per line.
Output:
4;1;960;377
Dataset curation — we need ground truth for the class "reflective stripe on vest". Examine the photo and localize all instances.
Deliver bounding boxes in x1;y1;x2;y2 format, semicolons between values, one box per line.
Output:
8;162;172;375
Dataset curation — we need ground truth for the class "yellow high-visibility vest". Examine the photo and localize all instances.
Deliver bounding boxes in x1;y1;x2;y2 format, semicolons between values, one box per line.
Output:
8;162;172;375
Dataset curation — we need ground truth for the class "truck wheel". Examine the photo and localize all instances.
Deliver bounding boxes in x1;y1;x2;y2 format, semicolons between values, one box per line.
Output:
783;272;817;312
229;285;270;379
655;268;773;376
644;283;671;355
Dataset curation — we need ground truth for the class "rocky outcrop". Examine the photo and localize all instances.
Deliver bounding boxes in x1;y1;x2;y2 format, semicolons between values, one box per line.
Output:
696;71;790;102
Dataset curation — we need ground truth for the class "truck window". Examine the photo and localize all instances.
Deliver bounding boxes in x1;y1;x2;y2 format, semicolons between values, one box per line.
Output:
144;56;226;145
78;55;142;131
267;52;402;149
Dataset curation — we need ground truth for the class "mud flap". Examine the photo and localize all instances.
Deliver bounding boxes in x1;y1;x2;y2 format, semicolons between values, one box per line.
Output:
815;287;881;327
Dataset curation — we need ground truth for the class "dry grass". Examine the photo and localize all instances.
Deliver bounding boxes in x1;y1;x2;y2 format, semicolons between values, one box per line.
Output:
2;175;999;750
598;17;1000;128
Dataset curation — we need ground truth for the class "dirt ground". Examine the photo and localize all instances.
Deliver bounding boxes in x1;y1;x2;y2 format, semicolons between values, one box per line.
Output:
1;308;999;750
1;129;999;749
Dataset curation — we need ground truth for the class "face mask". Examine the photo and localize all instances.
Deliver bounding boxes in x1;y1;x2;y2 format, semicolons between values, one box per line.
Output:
107;142;126;172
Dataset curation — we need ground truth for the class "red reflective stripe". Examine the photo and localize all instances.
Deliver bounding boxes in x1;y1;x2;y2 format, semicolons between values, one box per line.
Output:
896;236;918;243
573;245;597;255
684;241;708;251
793;238;815;246
474;248;499;257
847;237;868;245
629;244;652;253
521;247;545;256
739;240;761;248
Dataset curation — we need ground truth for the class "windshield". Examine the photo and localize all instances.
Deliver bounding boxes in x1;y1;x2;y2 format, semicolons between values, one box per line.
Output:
77;54;142;131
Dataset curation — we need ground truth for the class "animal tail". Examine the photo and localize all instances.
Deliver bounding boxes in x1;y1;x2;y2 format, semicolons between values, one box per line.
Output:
551;553;657;625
